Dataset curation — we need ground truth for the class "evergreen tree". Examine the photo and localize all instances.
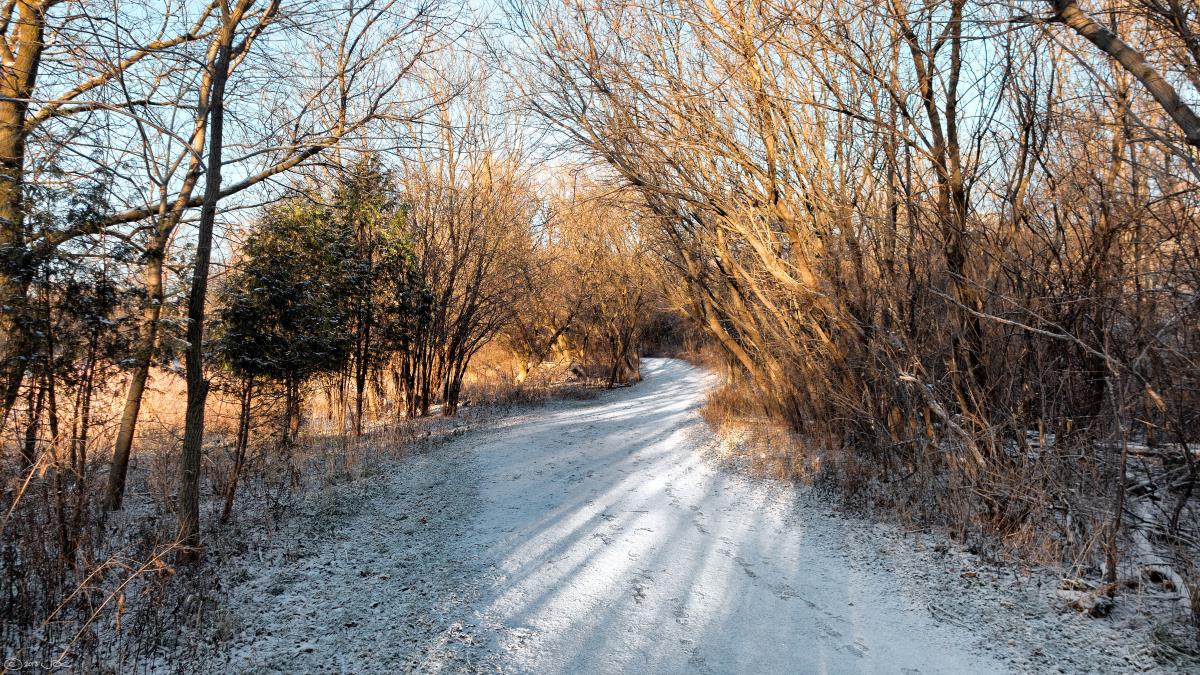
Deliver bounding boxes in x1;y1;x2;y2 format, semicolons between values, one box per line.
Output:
216;200;356;445
333;157;427;432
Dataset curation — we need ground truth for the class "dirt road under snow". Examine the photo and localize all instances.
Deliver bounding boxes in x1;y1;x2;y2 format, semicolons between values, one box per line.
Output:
216;358;1163;674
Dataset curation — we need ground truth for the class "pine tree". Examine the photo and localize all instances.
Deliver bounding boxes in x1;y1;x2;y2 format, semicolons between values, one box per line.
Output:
332;156;428;432
215;200;355;446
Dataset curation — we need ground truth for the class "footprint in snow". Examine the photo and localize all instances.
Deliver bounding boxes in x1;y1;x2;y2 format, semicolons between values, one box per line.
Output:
816;620;844;640
840;639;870;658
671;598;690;625
773;582;799;600
734;556;758;579
629;569;654;604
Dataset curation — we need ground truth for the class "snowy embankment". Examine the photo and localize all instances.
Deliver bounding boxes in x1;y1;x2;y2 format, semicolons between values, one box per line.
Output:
211;358;1181;674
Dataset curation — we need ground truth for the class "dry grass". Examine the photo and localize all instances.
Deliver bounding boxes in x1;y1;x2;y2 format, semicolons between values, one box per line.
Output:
699;376;1151;573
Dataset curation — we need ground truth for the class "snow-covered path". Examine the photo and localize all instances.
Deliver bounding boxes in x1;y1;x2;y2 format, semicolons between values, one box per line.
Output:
457;359;1008;674
223;358;1012;673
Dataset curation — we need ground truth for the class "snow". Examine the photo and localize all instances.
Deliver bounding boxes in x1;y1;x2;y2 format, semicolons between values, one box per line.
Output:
208;358;1188;673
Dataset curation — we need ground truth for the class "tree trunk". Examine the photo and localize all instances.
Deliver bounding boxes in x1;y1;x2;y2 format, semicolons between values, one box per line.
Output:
221;375;253;524
177;28;234;560
0;1;46;428
281;376;302;446
443;363;461;416
354;323;369;436
20;378;43;467
105;240;167;510
1051;0;1200;147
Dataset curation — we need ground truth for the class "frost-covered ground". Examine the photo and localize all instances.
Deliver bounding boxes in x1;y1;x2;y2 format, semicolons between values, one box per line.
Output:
208;358;1189;674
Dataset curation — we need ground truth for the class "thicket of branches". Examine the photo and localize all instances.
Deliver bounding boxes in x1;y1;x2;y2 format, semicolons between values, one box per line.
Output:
504;181;656;388
515;0;1200;621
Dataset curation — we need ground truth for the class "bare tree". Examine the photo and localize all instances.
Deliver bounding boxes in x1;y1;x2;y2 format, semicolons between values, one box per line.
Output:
1042;0;1200;148
397;70;535;416
0;1;219;425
